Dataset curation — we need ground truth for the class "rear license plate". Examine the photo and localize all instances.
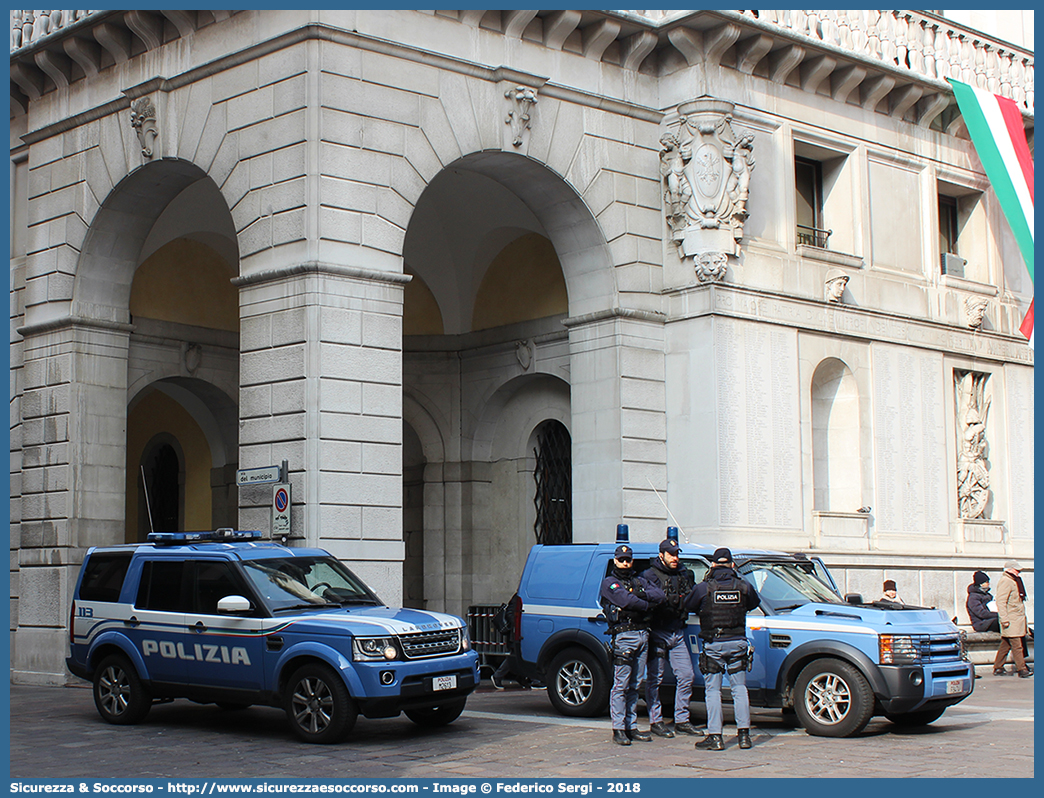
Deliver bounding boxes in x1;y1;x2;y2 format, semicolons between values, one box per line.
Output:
433;675;456;692
946;679;964;694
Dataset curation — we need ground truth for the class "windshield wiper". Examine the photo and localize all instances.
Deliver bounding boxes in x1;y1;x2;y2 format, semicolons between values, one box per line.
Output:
774;603;808;612
277;602;341;611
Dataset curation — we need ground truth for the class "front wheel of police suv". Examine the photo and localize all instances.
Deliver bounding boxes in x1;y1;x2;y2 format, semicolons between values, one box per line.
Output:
284;662;359;744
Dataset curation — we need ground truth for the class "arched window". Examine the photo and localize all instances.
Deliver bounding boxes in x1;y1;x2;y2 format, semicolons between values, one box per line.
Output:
139;439;182;537
533;420;572;545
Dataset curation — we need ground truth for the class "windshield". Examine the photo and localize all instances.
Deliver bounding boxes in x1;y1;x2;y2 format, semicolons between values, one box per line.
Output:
241;556;382;612
737;560;844;612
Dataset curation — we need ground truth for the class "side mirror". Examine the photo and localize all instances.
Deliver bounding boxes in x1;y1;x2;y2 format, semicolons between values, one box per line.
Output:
217;595;253;614
844;593;863;605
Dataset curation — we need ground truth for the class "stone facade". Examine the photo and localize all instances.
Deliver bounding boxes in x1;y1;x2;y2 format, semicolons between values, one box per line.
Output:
9;10;1034;683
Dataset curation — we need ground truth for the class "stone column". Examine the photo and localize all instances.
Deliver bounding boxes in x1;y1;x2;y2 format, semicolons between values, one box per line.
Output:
15;319;131;683
235;263;408;601
565;309;667;544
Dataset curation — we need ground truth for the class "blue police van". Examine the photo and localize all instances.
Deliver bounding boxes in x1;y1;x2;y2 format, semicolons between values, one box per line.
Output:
507;527;974;737
67;530;479;743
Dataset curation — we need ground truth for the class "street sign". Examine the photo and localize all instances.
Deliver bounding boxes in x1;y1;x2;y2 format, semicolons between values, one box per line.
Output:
273;483;291;535
236;465;281;486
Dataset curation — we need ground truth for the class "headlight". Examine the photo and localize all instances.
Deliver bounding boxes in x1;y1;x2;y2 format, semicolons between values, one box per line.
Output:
461;627;471;652
352;636;399;661
879;634;921;665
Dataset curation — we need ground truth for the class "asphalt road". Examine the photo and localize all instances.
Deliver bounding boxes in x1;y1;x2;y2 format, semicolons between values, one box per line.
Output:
8;672;1034;780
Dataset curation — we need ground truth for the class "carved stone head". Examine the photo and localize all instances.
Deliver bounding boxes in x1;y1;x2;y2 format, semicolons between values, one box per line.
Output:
825;268;849;303
695;251;728;283
964;297;988;329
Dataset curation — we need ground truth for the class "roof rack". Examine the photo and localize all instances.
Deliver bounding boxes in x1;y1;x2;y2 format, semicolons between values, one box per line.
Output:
147;529;264;545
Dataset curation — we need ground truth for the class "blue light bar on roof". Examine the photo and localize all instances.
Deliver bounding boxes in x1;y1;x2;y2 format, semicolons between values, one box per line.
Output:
147;529;264;545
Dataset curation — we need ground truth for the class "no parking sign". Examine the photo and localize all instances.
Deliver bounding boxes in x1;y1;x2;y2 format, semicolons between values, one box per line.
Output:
273;483;291;535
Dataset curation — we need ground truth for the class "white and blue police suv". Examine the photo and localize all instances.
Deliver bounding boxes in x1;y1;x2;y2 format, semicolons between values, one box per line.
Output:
507;527;975;737
67;530;479;743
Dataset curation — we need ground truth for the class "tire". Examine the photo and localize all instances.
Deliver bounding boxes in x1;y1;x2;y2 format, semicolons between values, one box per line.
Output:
885;707;947;727
404;698;466;727
546;648;609;718
793;658;875;737
284;663;357;744
92;654;152;725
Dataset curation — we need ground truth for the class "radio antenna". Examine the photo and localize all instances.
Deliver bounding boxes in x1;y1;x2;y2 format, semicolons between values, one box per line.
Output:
141;465;155;535
647;478;688;543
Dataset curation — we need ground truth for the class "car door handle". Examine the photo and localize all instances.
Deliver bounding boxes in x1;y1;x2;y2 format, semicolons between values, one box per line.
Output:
124;616;140;628
588;614;607;623
193;621;207;633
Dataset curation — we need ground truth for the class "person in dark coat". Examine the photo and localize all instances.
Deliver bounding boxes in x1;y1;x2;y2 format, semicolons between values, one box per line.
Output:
966;570;1000;633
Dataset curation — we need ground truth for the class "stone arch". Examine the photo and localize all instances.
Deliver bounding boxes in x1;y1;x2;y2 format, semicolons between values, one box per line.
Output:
403;151;617;322
73;158;237;325
811;357;862;511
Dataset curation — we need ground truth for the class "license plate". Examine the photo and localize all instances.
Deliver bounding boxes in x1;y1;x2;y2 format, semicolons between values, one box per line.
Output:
433;675;456;692
946;679;964;694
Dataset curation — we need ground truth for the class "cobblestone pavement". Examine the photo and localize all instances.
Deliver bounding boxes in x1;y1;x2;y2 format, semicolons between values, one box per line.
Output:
9;672;1034;779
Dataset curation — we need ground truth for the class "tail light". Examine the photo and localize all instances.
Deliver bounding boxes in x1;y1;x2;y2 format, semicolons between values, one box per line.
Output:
69;601;75;645
509;593;523;642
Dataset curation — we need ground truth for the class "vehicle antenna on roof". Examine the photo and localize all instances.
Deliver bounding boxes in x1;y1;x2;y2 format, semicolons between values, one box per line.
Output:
647;478;688;544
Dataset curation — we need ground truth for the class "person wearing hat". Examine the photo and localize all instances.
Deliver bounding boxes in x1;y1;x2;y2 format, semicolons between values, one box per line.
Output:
966;571;1000;634
641;536;698;738
878;579;905;605
684;547;761;751
599;543;666;745
994;560;1032;678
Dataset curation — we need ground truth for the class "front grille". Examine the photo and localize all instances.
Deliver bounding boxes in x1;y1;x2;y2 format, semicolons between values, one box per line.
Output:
917;634;963;662
399;629;462;659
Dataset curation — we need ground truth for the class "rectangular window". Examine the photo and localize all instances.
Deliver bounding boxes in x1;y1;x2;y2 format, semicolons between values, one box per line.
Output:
192;561;252;615
136;560;187;611
795;157;828;248
78;552;133;603
939;195;959;256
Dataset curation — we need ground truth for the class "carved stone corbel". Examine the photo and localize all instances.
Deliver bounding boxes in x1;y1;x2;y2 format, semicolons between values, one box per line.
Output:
505;85;538;147
130;96;158;159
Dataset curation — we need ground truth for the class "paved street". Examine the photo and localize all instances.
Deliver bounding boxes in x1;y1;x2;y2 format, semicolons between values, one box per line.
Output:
9;672;1033;780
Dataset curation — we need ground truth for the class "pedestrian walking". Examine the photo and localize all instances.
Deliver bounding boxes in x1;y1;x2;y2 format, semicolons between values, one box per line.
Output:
641;535;698;738
684;547;761;751
994;561;1033;678
966;571;1000;633
599;544;665;745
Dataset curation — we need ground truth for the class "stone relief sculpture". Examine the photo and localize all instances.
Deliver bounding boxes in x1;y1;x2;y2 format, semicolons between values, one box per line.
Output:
964;297;988;329
955;370;991;519
130;96;158;159
825;268;849;303
505;86;537;147
659;97;755;282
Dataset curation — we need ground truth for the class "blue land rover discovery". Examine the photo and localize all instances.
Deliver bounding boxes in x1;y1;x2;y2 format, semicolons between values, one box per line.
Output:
508;527;974;737
67;530;479;743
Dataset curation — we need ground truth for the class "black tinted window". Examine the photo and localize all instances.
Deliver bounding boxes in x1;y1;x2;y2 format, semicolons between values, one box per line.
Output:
79;552;133;602
136;560;187;611
193;561;251;614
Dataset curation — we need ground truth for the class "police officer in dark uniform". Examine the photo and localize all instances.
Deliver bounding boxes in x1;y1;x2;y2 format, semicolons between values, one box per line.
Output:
641;535;698;737
684;547;761;751
599;543;666;746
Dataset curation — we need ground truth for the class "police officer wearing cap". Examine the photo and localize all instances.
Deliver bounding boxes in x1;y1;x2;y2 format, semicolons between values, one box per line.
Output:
684;546;761;751
600;543;666;745
641;535;698;738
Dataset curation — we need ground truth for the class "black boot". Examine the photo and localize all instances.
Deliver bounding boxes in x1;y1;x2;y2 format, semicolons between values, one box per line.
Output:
650;721;675;738
738;729;752;749
626;728;652;742
612;729;631;746
695;733;724;751
672;721;699;735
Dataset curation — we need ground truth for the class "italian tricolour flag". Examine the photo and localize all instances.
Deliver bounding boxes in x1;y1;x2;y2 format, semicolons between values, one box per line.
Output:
948;78;1034;346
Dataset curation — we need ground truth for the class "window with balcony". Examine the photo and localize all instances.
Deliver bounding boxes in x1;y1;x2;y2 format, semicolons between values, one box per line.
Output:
796;156;827;248
793;142;857;258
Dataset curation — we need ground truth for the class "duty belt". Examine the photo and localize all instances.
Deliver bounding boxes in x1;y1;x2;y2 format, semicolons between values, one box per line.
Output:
608;621;646;636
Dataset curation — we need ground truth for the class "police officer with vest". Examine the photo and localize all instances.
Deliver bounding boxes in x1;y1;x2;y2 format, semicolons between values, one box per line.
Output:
641;535;698;738
600;543;666;746
684;547;761;751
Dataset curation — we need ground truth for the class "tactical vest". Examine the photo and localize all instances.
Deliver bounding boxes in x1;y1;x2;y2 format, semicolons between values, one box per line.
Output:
649;566;694;624
698;571;748;641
